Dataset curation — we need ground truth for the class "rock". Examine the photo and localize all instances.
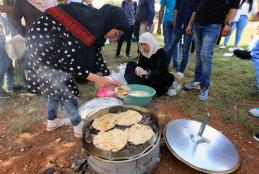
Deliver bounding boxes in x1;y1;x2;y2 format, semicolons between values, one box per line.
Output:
21;148;25;152
71;163;76;169
238;137;242;140
81;148;85;154
242;148;246;152
55;138;62;143
248;141;252;144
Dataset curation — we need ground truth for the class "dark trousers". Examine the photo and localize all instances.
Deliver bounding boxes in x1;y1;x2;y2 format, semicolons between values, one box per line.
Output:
233;49;251;59
134;21;140;42
134;21;140;54
116;25;134;56
191;40;195;53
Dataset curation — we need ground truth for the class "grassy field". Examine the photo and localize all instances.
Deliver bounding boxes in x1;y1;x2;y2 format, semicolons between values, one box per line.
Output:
1;19;258;136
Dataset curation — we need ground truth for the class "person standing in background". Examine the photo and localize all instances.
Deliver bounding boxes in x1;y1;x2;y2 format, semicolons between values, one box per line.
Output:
135;0;155;37
157;0;179;69
115;0;137;58
165;0;197;78
0;14;14;98
185;0;240;101
247;11;259;142
220;0;258;50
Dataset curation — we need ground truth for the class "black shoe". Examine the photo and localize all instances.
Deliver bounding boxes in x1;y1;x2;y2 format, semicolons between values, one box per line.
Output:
115;55;121;59
253;134;259;142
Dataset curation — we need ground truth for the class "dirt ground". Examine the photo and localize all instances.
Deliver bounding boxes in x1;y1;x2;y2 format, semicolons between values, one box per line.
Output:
0;102;259;174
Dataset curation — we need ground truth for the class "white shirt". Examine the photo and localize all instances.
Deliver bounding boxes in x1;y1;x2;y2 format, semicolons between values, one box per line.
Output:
234;0;258;22
67;0;83;3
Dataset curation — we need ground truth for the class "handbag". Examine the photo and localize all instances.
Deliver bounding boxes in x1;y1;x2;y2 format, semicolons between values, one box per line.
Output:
5;34;26;60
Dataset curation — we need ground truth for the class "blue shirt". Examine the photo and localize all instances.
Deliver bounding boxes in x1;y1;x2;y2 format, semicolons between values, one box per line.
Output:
175;0;197;29
160;0;176;23
251;40;259;58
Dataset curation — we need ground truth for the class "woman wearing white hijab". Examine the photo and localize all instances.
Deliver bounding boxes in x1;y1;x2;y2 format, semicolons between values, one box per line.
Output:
124;32;176;96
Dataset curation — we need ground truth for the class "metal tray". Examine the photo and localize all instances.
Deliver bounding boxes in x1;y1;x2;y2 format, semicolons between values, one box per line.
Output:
82;105;161;161
79;97;123;120
164;117;240;173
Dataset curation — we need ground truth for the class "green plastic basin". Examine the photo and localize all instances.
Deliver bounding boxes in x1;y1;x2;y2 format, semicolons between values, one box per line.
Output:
123;84;156;106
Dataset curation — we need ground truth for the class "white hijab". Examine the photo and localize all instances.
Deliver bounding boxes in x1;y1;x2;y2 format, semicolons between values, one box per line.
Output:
27;0;58;12
139;32;160;58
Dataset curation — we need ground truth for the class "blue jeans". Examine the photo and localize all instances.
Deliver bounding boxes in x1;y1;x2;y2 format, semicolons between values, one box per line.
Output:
223;15;248;47
48;97;81;126
167;27;193;73
252;55;259;87
163;21;179;67
193;24;222;89
0;40;14;95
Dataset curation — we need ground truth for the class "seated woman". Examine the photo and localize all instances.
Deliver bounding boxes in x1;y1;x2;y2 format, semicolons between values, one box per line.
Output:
124;32;176;96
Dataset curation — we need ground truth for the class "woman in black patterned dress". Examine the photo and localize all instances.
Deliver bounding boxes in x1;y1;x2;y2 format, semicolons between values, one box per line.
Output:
25;3;129;138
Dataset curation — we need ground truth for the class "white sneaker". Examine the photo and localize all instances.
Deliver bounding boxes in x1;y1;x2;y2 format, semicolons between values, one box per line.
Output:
167;88;177;96
219;45;226;49
176;72;184;79
47;118;72;131
249;108;259;118
73;121;84;138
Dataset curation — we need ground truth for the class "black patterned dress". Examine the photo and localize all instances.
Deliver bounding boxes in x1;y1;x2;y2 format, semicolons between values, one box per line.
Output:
26;13;110;101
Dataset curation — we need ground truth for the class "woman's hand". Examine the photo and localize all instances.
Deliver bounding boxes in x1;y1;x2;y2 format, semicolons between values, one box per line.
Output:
104;76;122;86
135;66;148;77
87;73;121;88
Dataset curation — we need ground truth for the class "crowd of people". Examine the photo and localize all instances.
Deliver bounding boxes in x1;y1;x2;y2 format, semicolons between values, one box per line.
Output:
0;0;258;140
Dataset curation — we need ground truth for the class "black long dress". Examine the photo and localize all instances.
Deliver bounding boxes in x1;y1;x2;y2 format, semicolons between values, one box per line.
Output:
25;3;129;101
124;48;174;96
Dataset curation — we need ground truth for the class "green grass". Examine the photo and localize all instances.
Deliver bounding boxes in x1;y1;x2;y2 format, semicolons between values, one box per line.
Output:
0;20;258;135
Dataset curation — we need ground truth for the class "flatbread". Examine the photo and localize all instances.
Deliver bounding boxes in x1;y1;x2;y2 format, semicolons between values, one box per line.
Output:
125;124;155;145
93;129;128;152
92;113;117;131
116;110;142;126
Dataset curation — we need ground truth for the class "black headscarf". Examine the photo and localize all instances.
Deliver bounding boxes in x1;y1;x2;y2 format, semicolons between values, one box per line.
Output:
59;3;130;46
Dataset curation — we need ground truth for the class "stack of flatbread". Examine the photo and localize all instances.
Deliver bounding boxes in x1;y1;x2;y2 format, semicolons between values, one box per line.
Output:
91;110;155;152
